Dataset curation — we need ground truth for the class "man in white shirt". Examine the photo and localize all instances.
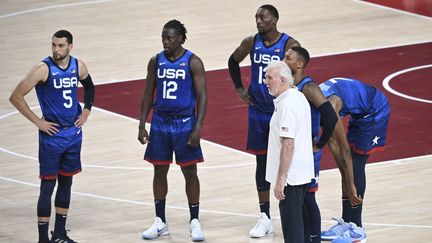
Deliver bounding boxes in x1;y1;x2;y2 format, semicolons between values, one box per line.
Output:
264;60;314;243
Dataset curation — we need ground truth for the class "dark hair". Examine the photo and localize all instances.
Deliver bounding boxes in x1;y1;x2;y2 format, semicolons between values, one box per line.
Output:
259;4;279;20
164;20;187;43
291;46;310;67
53;30;73;44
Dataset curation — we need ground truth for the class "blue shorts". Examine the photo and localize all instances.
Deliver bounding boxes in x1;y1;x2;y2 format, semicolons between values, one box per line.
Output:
247;105;272;154
144;112;204;166
307;150;322;192
348;93;390;155
38;126;82;179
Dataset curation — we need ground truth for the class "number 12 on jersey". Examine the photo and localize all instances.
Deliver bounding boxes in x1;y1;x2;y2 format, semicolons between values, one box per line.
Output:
162;81;177;99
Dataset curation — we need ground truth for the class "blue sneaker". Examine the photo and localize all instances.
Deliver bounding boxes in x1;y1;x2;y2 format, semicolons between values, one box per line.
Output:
331;222;367;243
321;218;349;240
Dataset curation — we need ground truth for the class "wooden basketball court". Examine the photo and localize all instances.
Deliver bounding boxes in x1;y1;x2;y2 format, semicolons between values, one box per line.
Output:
1;0;431;242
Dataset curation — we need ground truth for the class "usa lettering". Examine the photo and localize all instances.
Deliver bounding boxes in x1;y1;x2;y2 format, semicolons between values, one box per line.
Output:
253;53;280;64
53;77;78;89
157;68;186;79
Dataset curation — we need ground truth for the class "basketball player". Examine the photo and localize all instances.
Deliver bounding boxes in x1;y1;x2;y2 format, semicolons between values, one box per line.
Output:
283;47;362;243
138;20;207;242
228;4;300;238
9;30;95;243
319;77;390;242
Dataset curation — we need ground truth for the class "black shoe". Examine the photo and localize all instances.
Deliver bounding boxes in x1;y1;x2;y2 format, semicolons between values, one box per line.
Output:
50;230;78;243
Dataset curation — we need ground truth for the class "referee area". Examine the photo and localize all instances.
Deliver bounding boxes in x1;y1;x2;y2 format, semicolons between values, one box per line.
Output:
1;0;432;242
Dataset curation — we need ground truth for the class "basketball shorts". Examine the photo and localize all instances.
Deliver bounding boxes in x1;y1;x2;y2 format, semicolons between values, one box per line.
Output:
348;93;390;155
144;112;204;166
247;105;272;155
38;126;82;179
307;150;322;192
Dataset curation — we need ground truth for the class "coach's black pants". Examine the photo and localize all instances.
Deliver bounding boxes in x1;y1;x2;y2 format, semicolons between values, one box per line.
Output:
279;184;307;243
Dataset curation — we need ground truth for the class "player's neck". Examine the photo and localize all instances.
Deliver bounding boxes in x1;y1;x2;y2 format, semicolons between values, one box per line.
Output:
262;30;281;45
293;72;305;86
166;47;185;61
53;55;70;69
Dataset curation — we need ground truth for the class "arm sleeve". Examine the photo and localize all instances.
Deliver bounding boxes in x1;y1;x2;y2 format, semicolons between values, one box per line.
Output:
79;74;95;110
316;101;338;148
228;54;243;89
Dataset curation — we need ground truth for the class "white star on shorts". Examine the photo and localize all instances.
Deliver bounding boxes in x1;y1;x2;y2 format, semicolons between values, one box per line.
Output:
372;136;380;145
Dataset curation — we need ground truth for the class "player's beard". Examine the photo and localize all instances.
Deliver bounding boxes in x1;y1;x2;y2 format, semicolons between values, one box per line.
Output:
53;52;68;61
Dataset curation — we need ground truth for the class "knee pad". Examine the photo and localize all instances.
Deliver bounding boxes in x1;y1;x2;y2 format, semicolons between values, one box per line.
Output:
256;154;270;192
54;175;73;209
37;179;56;217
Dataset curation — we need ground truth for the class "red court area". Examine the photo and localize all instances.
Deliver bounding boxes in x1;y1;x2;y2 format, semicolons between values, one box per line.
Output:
82;42;432;170
364;0;432;17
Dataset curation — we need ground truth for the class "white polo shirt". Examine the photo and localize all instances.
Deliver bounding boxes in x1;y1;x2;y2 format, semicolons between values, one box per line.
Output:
265;88;314;186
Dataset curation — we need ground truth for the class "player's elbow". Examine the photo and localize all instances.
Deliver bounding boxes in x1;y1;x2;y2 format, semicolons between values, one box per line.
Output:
228;54;239;70
9;92;20;106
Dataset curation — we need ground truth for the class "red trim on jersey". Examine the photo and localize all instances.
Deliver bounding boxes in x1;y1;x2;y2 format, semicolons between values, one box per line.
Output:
39;169;81;179
350;144;385;155
247;148;267;155
144;157;204;166
39;174;57;180
59;169;81;176
144;157;172;165
307;187;318;193
177;158;204;167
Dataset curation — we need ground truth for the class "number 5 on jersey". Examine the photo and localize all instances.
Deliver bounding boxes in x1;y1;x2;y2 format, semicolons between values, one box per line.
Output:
63;90;73;108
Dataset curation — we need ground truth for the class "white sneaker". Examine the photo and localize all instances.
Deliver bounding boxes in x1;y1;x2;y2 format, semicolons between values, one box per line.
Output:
189;218;205;242
142;217;169;240
249;213;273;238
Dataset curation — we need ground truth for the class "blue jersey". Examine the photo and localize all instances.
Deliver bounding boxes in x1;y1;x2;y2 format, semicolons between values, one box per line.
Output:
36;56;81;127
154;50;195;116
319;77;390;154
296;76;321;141
249;33;290;114
319;77;386;118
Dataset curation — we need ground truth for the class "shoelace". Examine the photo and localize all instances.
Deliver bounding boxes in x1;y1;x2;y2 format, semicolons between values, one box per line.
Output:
327;221;348;235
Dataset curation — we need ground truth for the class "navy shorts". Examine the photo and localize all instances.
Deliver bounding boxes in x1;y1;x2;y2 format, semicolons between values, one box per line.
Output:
348;93;390;155
38;126;82;179
247;105;272;154
144;112;204;166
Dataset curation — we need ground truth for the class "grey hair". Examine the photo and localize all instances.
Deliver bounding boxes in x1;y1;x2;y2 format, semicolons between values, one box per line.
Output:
266;61;294;87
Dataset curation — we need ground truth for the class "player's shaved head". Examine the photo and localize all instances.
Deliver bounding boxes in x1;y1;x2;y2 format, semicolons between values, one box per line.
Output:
259;4;279;20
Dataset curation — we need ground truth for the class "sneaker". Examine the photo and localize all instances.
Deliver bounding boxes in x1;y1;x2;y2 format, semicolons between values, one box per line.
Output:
321;218;350;241
249;213;273;238
50;230;77;243
142;217;169;240
332;222;367;243
189;218;205;242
